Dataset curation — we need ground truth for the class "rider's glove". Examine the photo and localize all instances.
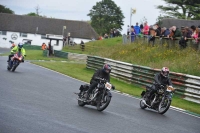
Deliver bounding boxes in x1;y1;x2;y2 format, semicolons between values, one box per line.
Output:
112;85;115;90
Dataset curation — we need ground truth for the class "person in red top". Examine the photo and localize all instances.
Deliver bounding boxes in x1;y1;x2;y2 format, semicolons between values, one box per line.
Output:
143;22;149;36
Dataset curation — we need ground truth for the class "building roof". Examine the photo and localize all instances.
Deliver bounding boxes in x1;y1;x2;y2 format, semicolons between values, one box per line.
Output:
0;13;98;39
161;18;200;29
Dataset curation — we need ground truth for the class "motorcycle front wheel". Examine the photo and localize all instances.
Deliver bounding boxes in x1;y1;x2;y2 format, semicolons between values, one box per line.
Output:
158;97;171;114
97;93;111;111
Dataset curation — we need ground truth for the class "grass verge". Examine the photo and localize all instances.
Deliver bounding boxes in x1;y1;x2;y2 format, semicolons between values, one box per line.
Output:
32;61;200;115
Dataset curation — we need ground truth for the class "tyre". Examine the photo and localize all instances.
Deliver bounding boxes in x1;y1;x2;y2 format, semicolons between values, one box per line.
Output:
7;66;11;71
11;66;16;72
97;93;111;112
78;91;86;107
158;97;171;114
78;100;86;107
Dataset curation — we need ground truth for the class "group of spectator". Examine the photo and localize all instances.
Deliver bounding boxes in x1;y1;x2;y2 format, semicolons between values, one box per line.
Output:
127;21;200;48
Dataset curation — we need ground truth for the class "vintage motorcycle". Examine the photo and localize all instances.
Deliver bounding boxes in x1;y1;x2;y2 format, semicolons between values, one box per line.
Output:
7;52;24;72
140;85;175;114
76;77;115;111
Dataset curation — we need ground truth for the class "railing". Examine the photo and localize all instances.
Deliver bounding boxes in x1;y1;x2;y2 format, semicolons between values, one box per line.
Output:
87;55;200;104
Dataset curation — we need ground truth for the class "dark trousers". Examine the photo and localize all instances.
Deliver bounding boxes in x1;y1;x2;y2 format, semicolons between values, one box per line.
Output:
87;81;98;94
8;54;14;61
147;84;157;98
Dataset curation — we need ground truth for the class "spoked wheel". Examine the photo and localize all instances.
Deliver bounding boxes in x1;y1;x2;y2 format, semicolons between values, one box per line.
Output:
78;92;86;107
97;93;111;112
158;97;171;114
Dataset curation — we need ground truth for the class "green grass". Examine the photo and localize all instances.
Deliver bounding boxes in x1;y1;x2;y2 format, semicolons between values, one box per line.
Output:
1;50;67;61
32;61;200;115
63;37;200;76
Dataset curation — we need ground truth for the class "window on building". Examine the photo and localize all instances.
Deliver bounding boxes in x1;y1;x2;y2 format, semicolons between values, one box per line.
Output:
0;31;7;35
41;35;46;39
20;33;27;37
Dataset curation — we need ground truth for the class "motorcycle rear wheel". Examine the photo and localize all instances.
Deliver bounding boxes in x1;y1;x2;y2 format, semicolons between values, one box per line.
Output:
78;92;86;107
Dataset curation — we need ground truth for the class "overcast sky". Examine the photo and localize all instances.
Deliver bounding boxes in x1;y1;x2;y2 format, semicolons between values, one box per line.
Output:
2;0;166;34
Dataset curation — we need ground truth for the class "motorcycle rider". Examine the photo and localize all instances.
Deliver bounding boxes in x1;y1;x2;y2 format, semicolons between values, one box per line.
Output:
85;64;112;101
7;42;26;62
146;67;173;101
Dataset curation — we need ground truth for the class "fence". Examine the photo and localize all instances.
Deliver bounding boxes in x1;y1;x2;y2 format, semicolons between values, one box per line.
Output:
122;34;200;50
87;55;200;104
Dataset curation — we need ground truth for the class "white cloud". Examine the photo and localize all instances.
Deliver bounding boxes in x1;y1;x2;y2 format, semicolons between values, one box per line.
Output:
1;0;166;34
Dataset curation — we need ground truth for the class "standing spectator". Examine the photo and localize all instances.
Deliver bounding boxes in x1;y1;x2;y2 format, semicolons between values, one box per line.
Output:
143;22;149;36
140;23;144;34
148;25;157;46
67;33;71;45
155;24;161;36
134;22;140;35
170;26;182;40
191;25;199;44
41;43;47;50
179;27;187;48
130;26;136;42
127;25;130;35
48;42;52;56
113;28;116;37
110;29;113;38
104;33;108;39
161;27;170;38
80;40;84;44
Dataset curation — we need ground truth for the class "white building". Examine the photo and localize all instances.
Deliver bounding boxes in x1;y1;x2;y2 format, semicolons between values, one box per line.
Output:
0;13;98;50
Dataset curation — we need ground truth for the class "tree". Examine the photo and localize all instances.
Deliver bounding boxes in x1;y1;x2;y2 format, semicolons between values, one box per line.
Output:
0;5;14;14
87;0;124;35
25;5;43;17
157;0;200;20
26;12;39;16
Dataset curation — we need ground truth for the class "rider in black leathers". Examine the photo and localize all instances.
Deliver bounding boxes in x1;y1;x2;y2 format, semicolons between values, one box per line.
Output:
146;67;173;101
85;64;112;100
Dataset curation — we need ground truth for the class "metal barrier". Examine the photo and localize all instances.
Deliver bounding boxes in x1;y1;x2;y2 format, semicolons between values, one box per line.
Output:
54;50;68;59
23;45;41;50
87;56;200;104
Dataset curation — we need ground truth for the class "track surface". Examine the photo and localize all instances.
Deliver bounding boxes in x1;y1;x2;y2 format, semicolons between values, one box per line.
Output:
0;55;199;133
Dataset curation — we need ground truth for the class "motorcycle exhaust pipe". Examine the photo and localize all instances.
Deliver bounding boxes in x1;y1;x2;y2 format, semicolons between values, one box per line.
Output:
142;100;151;108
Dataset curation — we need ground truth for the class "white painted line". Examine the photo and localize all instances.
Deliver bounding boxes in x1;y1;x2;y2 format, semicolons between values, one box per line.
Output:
30;62;200;119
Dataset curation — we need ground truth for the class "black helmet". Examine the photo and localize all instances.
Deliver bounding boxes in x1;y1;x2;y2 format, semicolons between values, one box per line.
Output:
103;64;111;74
161;67;169;78
18;42;23;49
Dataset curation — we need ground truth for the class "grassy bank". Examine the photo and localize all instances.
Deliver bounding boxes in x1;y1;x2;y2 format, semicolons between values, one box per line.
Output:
63;37;200;76
32;61;200;115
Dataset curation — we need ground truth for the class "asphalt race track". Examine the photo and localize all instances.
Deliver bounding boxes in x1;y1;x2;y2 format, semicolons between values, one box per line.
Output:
0;54;199;133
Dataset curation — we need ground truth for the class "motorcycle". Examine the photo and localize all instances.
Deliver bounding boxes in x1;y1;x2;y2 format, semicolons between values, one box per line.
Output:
7;52;24;72
75;77;114;111
140;85;175;114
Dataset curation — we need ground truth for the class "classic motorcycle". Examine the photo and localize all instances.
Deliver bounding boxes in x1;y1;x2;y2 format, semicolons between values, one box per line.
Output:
140;85;175;114
7;52;24;72
76;77;114;111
